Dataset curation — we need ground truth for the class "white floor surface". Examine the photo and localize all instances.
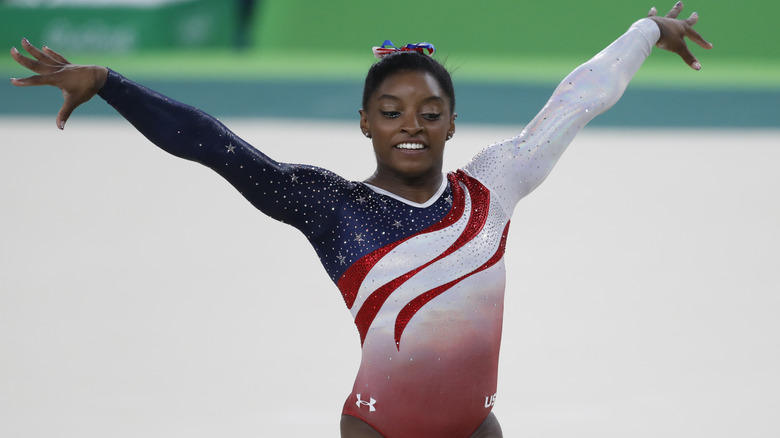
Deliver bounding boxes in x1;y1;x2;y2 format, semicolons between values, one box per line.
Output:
1;117;778;437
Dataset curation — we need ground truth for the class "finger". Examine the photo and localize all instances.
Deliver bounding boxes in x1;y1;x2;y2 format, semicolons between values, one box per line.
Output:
648;6;658;17
666;1;683;19
685;11;699;26
42;45;70;64
10;46;36;69
686;27;713;49
10;46;57;74
678;46;700;70
9;74;53;87
21;38;60;65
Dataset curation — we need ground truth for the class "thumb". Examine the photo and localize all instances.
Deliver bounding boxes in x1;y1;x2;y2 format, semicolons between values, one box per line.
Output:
56;95;79;130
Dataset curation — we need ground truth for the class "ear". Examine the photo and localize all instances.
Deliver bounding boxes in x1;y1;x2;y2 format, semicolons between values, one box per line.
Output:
447;112;457;140
359;109;370;137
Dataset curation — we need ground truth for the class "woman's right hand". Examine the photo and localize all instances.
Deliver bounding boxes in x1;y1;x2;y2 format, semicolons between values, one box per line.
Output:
10;38;108;130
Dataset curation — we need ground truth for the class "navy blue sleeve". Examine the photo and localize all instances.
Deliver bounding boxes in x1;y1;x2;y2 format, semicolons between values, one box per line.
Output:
97;69;349;239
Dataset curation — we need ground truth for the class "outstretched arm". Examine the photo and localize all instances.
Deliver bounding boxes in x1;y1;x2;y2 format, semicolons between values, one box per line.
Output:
9;40;254;172
10;40;250;168
463;2;711;213
9;40;347;236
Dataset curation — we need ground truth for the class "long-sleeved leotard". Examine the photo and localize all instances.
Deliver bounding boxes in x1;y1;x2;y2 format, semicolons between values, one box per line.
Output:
98;19;659;438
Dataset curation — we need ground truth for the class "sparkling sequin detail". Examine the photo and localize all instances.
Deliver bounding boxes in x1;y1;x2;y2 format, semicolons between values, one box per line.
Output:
352;171;489;346
394;221;510;349
337;173;465;309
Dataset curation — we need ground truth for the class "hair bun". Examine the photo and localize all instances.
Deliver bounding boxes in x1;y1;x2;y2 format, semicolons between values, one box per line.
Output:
372;41;435;59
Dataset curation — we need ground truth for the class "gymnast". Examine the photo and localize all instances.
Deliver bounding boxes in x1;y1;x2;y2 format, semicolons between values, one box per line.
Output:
10;3;711;437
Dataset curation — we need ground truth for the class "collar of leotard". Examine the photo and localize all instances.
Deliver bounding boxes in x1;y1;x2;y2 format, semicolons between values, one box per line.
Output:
362;175;447;208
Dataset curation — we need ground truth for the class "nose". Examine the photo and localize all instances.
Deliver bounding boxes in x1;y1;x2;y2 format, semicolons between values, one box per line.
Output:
400;113;423;136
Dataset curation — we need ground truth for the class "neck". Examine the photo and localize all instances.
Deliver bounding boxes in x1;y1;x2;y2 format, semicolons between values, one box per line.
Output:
364;171;444;205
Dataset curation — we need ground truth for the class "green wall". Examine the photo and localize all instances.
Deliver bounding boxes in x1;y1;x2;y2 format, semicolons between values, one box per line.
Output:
2;0;776;87
2;0;777;127
254;0;775;61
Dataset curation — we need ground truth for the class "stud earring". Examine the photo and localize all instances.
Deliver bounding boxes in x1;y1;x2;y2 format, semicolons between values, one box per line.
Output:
364;132;371;138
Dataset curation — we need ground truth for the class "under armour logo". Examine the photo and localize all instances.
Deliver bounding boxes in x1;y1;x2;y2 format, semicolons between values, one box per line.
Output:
356;394;377;412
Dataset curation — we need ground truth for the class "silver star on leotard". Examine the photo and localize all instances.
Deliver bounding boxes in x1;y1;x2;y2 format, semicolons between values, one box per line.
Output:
225;143;236;153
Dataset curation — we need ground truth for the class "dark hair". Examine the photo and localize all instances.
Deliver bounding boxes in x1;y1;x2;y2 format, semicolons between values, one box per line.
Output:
362;51;455;113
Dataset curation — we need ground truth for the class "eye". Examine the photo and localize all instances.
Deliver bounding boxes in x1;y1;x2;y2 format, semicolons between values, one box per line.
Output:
422;113;441;121
380;111;400;119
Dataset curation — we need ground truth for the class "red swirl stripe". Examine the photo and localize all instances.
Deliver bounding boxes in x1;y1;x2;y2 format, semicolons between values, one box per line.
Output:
394;221;510;349
337;173;465;309
353;171;491;346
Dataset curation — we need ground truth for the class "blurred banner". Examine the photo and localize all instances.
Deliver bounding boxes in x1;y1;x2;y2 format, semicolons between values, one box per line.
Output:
2;0;777;127
1;0;236;52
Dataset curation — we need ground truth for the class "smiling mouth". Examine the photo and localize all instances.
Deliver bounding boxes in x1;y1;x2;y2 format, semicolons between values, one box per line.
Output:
395;143;426;150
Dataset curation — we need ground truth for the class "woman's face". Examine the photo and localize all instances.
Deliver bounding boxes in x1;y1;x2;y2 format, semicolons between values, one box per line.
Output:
360;70;456;184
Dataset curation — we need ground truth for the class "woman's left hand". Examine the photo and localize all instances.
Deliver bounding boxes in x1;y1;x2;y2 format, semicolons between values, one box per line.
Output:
648;1;713;70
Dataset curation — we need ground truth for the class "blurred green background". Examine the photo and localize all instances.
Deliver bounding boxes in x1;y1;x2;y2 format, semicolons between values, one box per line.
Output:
1;0;778;127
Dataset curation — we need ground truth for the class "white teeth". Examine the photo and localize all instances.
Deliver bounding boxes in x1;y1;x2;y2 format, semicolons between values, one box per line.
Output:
396;143;425;150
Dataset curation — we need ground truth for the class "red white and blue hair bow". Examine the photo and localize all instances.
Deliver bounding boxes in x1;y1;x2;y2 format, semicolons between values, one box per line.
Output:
372;41;435;59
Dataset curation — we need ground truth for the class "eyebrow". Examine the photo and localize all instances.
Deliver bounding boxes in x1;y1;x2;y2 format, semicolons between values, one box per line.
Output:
377;94;445;104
